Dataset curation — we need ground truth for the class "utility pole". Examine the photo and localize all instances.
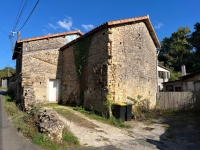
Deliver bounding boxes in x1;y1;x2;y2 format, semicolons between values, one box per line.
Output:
8;65;9;77
9;31;17;52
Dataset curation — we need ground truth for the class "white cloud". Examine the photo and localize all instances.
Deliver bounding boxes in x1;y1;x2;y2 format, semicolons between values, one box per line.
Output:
48;17;80;31
48;23;59;30
155;23;163;29
57;17;73;31
82;24;94;31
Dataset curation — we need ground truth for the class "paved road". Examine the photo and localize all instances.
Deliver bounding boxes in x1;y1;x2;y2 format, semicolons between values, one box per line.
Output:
0;90;42;150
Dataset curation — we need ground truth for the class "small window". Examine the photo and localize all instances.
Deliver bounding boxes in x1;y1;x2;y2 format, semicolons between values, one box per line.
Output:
166;85;173;91
167;72;169;79
175;87;181;91
158;71;164;78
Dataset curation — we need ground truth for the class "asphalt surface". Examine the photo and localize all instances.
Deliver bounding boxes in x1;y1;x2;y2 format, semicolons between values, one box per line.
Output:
0;90;42;150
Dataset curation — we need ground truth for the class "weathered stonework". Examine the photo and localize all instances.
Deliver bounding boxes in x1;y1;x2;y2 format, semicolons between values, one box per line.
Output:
61;16;160;115
108;22;157;108
37;108;64;141
21;37;65;110
13;31;82;111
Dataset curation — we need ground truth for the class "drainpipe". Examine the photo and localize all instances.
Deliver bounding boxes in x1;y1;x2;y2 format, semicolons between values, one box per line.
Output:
156;48;160;92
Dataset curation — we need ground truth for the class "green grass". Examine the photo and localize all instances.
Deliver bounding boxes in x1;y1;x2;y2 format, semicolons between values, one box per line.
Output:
0;87;7;90
44;104;130;128
4;95;80;150
71;106;130;128
162;110;180;115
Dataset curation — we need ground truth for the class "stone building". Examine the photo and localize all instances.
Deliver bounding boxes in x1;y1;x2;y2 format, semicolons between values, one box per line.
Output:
60;15;161;116
12;31;83;111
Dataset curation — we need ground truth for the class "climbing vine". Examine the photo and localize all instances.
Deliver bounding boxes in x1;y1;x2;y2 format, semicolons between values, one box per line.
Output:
73;35;93;105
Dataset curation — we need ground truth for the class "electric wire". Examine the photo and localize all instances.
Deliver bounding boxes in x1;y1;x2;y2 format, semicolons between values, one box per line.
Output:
18;0;40;31
0;27;9;35
0;60;14;65
12;0;24;31
12;0;29;32
0;51;10;59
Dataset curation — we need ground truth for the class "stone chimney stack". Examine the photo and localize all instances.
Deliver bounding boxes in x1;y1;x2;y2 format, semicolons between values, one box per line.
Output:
17;31;20;40
181;65;186;76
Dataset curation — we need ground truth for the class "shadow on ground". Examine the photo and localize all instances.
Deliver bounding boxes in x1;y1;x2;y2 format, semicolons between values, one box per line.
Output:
146;112;200;150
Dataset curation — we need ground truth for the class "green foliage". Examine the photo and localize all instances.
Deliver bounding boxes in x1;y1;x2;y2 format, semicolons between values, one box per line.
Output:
159;22;200;76
5;95;20;116
169;71;182;81
72;106;130;128
62;128;80;146
159;27;191;72
107;116;130;128
4;95;80;150
73;35;93;105
0;67;15;78
127;95;151;120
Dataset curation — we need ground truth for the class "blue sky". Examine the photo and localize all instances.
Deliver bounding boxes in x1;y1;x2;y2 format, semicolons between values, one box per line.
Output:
0;0;199;70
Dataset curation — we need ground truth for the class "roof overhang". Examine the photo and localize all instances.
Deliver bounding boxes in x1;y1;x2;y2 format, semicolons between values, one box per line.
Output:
12;30;83;60
60;15;161;51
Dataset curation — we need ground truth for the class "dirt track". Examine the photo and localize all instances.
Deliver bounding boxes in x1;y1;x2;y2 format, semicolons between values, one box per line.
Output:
55;106;200;150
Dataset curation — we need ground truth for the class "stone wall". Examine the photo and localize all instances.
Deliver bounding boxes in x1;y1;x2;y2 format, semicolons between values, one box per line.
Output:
62;22;157;114
62;45;80;105
62;28;110;114
83;28;109;114
108;22;157;108
20;37;66;110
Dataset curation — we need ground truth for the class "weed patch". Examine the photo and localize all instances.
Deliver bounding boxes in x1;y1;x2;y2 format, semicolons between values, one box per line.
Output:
4;95;80;150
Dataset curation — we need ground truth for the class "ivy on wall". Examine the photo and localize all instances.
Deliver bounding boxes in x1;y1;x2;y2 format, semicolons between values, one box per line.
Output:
73;35;93;105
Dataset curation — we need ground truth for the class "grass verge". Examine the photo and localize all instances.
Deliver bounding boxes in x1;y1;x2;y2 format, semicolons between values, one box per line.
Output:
4;95;80;150
45;104;130;128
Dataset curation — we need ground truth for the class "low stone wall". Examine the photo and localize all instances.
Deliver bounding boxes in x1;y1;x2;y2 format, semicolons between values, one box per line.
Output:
37;108;64;141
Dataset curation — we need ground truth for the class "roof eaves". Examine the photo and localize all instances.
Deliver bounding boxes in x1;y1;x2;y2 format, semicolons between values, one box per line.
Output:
158;64;171;71
60;15;161;50
179;70;200;80
17;30;83;43
162;79;183;84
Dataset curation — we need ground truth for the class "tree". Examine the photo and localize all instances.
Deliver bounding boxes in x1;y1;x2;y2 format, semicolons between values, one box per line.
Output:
159;27;192;72
190;22;200;55
189;22;200;71
0;67;16;78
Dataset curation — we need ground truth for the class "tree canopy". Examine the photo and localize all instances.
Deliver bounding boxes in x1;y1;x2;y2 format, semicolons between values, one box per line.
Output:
158;23;200;80
0;67;16;78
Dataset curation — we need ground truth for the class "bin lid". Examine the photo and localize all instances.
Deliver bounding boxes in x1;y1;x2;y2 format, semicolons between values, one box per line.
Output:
125;102;133;105
114;102;126;106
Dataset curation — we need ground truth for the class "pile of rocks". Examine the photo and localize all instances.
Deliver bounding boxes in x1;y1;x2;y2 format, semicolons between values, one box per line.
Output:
37;108;64;141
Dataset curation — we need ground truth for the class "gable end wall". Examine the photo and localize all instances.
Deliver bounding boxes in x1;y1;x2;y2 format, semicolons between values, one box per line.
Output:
108;22;157;108
20;36;66;109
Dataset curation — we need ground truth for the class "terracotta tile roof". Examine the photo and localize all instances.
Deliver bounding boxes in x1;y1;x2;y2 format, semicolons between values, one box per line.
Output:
17;30;83;43
60;15;161;50
12;30;83;59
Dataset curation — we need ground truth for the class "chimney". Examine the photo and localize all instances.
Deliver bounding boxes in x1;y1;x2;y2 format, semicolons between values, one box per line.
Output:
17;31;20;40
181;65;186;76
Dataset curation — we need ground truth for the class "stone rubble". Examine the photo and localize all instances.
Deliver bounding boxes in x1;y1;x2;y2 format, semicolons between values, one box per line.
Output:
37;108;64;141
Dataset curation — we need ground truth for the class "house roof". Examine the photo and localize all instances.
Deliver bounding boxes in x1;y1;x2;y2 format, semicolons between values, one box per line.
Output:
17;30;83;43
12;30;83;59
60;15;161;51
162;79;183;84
163;70;200;84
158;64;171;71
179;70;200;80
